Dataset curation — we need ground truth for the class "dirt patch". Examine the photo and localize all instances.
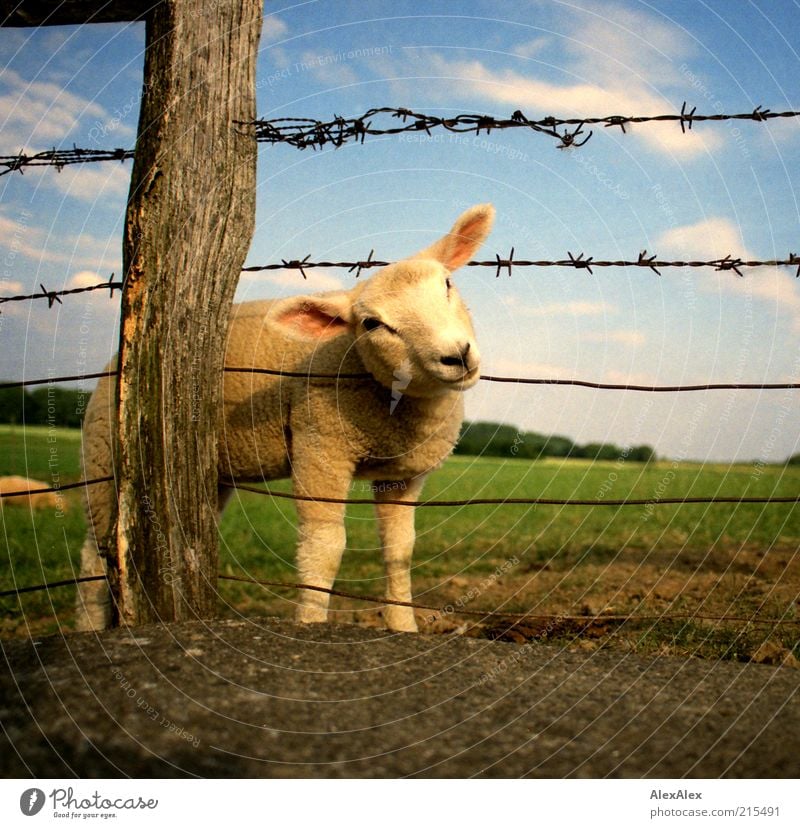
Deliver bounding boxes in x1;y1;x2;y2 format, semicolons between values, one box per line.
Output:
321;543;800;662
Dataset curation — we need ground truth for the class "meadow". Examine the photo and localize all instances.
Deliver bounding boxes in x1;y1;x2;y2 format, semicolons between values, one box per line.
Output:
2;425;798;662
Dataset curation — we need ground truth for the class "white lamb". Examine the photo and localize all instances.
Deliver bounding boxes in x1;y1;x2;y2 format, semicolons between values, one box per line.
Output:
76;203;495;632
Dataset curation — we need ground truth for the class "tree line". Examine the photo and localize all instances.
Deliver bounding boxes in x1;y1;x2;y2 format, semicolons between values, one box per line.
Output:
0;386;87;429
455;421;656;462
1;389;796;466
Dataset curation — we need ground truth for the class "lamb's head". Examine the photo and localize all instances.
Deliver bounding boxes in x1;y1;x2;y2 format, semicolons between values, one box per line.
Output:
271;203;495;398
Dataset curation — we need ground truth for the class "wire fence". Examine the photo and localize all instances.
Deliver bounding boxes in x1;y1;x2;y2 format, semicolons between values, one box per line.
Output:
247;104;800;150
3;105;798;174
0;146;133;177
243;251;800;279
2;99;799;636
222;481;800;508
2;571;798;629
2;475;798;509
3;367;799;393
3;249;799;315
0;278;123;308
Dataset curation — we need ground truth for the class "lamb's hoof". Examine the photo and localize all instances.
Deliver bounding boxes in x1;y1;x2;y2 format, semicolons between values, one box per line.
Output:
296;605;329;624
384;606;418;633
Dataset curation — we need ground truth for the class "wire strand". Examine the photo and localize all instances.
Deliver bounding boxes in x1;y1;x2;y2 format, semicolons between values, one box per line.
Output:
3;572;797;628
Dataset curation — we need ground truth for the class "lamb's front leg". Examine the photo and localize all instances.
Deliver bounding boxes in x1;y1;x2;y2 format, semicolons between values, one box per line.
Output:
374;476;426;632
292;453;354;624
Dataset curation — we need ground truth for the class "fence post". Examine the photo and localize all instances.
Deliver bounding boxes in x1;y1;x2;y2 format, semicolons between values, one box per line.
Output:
111;0;262;624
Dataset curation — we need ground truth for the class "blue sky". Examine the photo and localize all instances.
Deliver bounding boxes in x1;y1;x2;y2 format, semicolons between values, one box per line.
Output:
1;0;799;462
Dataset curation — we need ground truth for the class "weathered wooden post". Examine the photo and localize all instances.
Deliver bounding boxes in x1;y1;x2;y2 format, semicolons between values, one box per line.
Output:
2;0;263;625
115;0;261;624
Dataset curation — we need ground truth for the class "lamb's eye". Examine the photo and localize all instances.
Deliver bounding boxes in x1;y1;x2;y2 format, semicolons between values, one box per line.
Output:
362;317;384;332
445;277;452;294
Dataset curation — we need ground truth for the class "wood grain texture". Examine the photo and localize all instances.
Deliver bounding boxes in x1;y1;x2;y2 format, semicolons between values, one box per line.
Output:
111;0;261;624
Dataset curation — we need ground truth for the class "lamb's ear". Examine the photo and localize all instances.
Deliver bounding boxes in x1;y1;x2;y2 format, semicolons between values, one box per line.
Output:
414;203;495;271
269;292;354;340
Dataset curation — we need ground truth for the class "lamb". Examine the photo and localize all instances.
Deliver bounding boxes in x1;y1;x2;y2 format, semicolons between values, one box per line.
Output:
76;203;495;632
0;476;63;511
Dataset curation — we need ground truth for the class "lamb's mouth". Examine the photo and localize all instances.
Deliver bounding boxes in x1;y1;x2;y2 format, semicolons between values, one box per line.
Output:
441;365;480;386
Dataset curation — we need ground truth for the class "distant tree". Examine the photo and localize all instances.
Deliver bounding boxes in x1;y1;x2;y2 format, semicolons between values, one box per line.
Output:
0;386;27;424
28;387;85;428
455;422;520;457
514;431;548;459
542;435;575;458
578;442;620;461
0;386;85;428
455;421;655;462
627;445;656;463
787;453;800;466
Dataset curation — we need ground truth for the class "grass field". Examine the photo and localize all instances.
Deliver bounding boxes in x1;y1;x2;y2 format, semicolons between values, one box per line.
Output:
2;424;798;662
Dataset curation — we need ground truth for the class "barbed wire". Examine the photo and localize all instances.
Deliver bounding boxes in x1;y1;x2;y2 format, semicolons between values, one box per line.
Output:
244;250;800;278
2;106;798;176
246;104;800;151
0;146;133;177
0;277;123;308
2;571;797;629
4;251;797;316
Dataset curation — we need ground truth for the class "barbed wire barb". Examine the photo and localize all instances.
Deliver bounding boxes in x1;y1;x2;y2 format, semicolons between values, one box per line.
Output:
638;250;661;276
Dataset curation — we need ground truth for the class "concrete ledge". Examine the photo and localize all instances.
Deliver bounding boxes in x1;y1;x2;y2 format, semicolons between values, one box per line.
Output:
2;618;798;778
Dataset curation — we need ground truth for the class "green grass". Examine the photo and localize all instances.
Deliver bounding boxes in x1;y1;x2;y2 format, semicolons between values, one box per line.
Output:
0;424;83;480
2;424;798;661
1;425;85;636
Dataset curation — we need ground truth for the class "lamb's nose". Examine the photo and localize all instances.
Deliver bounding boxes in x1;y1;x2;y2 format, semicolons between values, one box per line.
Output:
440;342;471;367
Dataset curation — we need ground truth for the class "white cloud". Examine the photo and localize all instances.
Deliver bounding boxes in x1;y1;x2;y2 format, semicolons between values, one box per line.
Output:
657;217;800;331
582;329;646;347
42;161;131;203
755;118;800;150
416;53;721;159
0;210;56;264
385;2;725;159
262;15;288;44
512;37;550;59
297;51;359;87
484;357;571;379
562;0;694;87
506;297;616;317
68;270;105;289
0;68;106;153
603;368;658;386
657;217;744;259
0;207;119;272
239;268;344;294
